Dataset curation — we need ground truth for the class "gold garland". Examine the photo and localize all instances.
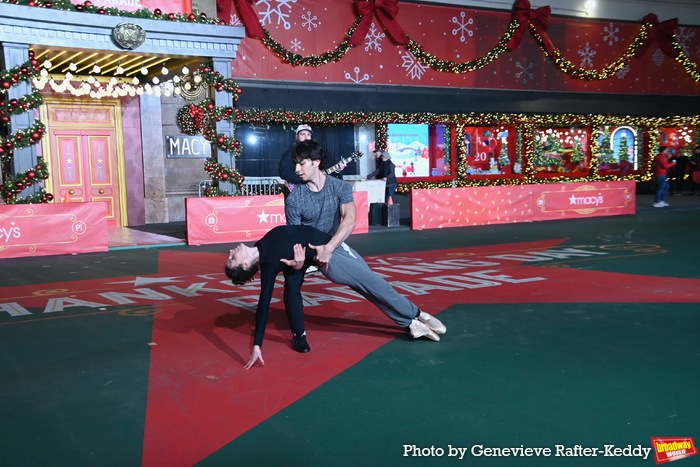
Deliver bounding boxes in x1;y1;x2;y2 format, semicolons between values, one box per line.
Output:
530;23;651;80
404;21;519;74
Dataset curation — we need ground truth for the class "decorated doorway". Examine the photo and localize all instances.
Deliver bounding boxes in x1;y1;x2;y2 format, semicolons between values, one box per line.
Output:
40;98;127;226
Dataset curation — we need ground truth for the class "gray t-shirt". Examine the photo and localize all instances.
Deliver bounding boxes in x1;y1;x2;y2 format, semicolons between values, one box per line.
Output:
285;175;354;235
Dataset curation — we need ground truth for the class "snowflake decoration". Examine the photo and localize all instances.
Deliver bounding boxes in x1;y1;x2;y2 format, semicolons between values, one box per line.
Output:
301;10;318;32
291;38;302;52
616;64;630;79
675;27;695;56
229;14;242;27
400;51;428;80
257;0;297;31
364;22;386;52
451;11;474;44
603;22;619;46
344;67;370;84
515;56;534;84
577;42;596;68
652;48;665;66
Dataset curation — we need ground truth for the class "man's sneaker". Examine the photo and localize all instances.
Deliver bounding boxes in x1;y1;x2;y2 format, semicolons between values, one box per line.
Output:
661;201;670;207
292;333;311;353
409;319;440;342
653;202;664;208
418;311;447;334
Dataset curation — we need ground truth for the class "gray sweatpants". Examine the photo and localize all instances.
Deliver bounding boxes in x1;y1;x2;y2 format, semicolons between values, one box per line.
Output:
320;243;420;327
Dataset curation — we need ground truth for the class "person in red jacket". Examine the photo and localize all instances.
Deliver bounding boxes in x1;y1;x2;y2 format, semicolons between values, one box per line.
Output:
653;146;676;208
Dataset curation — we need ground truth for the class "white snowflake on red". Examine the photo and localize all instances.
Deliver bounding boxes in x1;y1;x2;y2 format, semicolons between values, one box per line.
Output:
229;14;242;27
603;22;619;46
577;42;596;68
652;48;665;66
616;64;630;79
675;27;695;56
365;22;386;52
301;10;318;32
344;67;370;84
401;51;428;79
515;57;534;84
257;0;297;30
451;11;474;43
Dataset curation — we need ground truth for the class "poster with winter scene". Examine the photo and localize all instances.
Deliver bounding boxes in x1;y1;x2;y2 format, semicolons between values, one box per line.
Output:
386;123;429;178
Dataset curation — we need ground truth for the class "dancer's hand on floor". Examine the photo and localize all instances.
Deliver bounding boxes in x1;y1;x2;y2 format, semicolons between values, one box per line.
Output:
244;345;265;369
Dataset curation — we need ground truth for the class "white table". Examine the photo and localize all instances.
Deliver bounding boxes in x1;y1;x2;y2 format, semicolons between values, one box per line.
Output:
346;179;386;207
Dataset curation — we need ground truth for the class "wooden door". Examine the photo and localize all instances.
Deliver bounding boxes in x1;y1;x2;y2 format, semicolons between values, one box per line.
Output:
50;129;121;224
41;99;126;226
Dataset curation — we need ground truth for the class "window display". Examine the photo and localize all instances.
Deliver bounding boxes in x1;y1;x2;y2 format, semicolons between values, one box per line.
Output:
463;126;517;176
385;123;451;180
534;127;590;175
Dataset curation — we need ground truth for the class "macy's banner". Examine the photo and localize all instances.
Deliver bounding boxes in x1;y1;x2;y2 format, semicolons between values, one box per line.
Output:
411;181;635;230
0;202;108;259
186;191;369;245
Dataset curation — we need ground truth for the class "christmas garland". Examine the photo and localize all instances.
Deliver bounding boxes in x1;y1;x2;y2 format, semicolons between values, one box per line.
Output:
203;157;244;195
1;159;53;204
1;57;42;92
0;0;225;25
0;90;44;123
0;121;46;163
0;52;53;204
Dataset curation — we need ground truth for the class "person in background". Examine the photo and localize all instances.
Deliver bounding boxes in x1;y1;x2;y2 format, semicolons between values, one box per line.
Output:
653;146;676;208
278;124;313;196
366;149;398;203
224;224;446;369
689;146;700;195
278;124;345;196
673;149;689;195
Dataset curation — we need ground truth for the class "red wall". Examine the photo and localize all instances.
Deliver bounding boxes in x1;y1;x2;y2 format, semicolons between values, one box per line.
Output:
228;1;700;95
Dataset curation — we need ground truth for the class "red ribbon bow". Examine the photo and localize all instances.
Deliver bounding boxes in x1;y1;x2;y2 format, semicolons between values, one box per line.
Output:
234;0;266;39
635;13;679;59
506;0;554;53
349;0;408;47
189;104;205;128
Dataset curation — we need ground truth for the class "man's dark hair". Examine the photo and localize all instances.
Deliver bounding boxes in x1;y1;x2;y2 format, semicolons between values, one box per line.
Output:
224;262;259;285
292;140;326;165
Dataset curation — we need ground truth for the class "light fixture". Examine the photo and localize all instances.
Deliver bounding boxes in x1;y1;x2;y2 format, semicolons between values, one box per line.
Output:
43;59;52;68
92;64;101;73
68;62;77;71
116;65;125;75
140;67;149;75
161;66;169;75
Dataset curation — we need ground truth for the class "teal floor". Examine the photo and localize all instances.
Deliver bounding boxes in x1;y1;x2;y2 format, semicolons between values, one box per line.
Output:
1;193;699;467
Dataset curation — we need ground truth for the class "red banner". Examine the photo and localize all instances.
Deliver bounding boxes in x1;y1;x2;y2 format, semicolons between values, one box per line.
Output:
532;181;635;220
411;185;535;230
411;181;635;230
0;202;108;259
231;0;700;95
186;192;368;245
